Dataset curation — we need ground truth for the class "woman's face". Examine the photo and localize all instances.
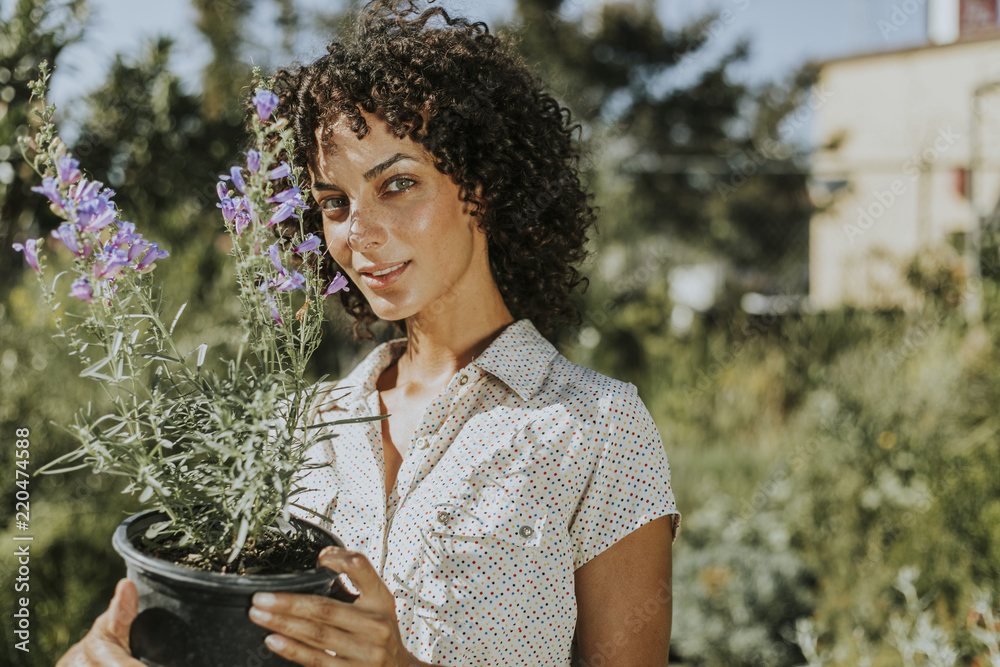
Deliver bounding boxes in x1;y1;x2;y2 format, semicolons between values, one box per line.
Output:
309;111;492;325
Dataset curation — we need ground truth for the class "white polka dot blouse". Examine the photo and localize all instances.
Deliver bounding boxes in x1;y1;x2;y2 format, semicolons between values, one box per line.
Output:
291;317;681;665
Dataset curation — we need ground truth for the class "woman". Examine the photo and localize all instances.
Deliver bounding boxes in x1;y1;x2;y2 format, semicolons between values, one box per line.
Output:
57;1;680;665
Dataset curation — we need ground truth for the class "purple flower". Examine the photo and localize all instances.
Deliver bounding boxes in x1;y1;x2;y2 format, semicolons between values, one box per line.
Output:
216;181;229;202
234;209;251;235
136;243;169;272
31;177;63;209
293;234;322;256
267;244;285;274
268;162;291;180
94;249;130;280
57;155;82;185
12;239;41;273
267;186;306;208
219;197;236;223
323;271;350;296
245;149;261;173
230;166;246;195
51;223;83;257
253;90;279;122
258;289;283;324
77;191;116;232
127;239;151;263
268;202;297;226
240;195;253;213
70;178;101;206
112;222;140;249
70;277;93;303
274;270;306;292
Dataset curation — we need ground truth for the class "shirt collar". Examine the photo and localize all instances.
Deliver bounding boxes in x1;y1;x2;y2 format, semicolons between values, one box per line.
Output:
471;318;559;402
330;318;558;409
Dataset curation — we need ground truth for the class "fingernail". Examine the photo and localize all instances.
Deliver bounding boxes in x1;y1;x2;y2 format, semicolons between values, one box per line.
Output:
253;592;276;608
249;607;271;622
264;634;286;650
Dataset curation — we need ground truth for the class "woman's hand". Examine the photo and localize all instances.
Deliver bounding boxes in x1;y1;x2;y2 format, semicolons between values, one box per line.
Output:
250;546;414;666
56;578;144;666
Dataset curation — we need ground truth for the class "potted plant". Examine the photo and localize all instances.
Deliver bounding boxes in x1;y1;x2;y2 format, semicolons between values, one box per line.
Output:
13;63;378;667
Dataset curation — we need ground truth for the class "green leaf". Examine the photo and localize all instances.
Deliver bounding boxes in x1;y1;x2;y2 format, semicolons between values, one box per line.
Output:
110;329;124;356
193;343;208;369
144;520;174;540
141;353;181;363
79;357;115;382
228;517;250;564
170;302;188;335
289;502;333;524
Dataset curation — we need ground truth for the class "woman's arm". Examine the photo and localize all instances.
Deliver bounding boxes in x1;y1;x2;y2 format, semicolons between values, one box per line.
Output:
572;514;674;666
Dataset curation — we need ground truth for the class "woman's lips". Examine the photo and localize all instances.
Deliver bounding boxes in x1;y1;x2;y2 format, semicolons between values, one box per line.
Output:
359;260;411;290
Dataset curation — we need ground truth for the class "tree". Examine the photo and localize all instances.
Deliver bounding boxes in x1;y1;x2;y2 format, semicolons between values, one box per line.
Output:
0;0;87;291
504;1;818;386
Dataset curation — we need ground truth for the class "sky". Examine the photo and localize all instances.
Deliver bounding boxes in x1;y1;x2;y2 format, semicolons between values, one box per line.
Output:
41;0;931;147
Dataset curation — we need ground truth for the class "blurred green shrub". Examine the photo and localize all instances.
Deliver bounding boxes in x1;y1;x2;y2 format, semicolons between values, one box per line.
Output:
672;497;815;666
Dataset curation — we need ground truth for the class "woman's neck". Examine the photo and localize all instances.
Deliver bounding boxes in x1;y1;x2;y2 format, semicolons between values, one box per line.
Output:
394;305;516;389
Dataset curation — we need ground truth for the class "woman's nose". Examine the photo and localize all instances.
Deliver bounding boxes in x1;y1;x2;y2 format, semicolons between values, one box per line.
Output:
347;204;387;252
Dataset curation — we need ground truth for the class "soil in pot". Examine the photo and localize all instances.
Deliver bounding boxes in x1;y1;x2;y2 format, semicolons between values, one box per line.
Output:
113;509;357;667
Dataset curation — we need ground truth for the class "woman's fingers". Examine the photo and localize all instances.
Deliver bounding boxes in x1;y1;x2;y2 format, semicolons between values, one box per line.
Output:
251;591;388;650
85;579;141;663
250;601;365;656
106;579;139;641
57;579;142;666
260;633;343;665
249;550;408;665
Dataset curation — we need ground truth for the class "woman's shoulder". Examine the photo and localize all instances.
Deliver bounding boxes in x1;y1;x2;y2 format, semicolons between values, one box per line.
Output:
491;318;637;401
544;352;647;411
522;351;661;447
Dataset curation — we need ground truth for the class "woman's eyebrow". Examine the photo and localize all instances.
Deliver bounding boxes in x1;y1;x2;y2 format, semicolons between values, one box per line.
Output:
312;153;420;192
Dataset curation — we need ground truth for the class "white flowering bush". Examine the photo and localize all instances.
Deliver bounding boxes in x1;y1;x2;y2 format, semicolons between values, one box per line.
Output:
14;63;367;570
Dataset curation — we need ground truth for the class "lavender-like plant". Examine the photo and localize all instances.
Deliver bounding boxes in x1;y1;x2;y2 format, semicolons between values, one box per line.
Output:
14;63;367;570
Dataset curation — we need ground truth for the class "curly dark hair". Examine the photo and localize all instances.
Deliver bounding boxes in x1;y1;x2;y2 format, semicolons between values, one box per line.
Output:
270;0;596;342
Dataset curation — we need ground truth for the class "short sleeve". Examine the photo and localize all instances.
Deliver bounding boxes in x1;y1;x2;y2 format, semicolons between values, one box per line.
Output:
568;382;681;571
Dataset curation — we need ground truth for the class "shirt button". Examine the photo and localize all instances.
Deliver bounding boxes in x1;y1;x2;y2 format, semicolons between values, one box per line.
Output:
519;525;534;538
437;511;452;524
458;374;469;385
416;437;429;450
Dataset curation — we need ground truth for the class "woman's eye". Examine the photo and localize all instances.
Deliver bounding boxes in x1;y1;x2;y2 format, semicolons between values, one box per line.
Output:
321;196;348;212
386;177;415;193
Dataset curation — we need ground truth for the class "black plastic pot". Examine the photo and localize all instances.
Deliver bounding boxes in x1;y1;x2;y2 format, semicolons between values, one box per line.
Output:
112;509;353;667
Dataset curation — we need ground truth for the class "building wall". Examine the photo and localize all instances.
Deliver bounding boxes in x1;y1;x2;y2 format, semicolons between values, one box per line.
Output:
809;37;1000;309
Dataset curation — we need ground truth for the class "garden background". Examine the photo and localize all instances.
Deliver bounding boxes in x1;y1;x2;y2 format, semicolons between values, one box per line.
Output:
2;0;999;665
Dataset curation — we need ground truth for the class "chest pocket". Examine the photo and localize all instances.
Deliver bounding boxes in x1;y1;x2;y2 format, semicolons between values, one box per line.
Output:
414;483;550;616
429;482;548;548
